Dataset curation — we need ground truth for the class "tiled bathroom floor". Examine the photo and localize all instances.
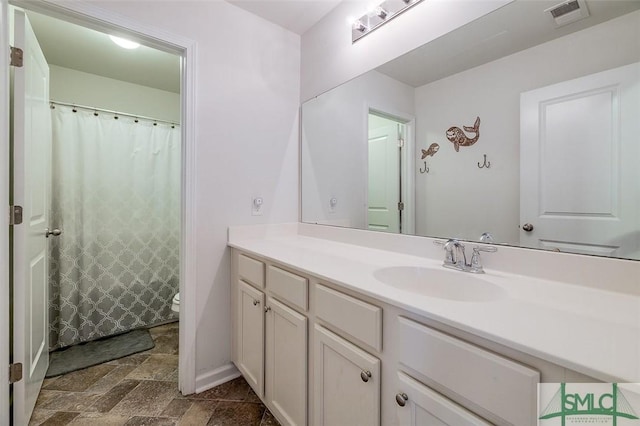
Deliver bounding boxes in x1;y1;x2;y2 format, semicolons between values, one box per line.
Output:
29;322;279;426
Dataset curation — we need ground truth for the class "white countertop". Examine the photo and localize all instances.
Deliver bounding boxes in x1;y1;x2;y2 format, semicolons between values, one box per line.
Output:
228;225;640;383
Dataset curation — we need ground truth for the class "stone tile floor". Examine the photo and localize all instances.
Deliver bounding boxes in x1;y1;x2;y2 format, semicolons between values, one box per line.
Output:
29;322;279;426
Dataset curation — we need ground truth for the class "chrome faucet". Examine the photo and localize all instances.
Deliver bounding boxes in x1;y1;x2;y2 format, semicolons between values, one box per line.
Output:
443;239;466;268
434;239;497;273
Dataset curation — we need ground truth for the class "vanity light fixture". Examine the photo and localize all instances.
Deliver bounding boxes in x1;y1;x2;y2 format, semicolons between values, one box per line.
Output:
352;0;424;42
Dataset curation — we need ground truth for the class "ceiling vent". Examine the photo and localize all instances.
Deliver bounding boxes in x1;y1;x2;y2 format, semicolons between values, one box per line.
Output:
546;0;590;27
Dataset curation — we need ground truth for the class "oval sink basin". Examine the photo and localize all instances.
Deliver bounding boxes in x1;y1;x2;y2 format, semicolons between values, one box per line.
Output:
373;266;506;302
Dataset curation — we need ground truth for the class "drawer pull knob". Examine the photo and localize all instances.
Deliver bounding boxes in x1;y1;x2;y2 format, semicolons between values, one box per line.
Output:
396;393;409;407
253;299;260;306
264;306;271;313
360;370;372;382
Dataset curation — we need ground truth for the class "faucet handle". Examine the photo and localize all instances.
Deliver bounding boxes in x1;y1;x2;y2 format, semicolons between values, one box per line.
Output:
434;239;457;265
474;245;497;253
469;245;497;274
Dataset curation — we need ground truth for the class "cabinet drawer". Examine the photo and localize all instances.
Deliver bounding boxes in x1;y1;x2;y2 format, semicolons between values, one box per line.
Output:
267;265;308;312
398;317;539;425
238;254;265;288
316;284;382;352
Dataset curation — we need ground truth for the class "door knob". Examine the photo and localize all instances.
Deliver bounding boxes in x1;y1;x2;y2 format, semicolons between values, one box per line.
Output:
396;393;409;407
45;228;62;238
522;223;534;232
360;370;372;382
253;299;260;306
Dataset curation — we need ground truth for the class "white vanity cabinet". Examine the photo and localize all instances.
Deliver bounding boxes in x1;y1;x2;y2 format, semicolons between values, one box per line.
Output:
396;317;540;425
231;248;552;426
314;325;380;426
313;283;383;425
232;253;308;426
265;296;307;426
235;279;265;397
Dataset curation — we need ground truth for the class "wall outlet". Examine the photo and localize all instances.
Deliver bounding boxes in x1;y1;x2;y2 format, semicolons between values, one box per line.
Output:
252;197;264;216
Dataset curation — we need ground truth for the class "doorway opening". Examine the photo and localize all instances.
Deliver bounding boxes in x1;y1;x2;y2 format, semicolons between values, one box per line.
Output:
367;109;415;234
7;3;194;424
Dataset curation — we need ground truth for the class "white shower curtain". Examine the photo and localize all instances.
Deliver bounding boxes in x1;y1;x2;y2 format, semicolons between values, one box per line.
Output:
49;104;180;349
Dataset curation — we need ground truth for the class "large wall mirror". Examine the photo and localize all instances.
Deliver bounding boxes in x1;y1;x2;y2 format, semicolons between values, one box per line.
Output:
301;0;640;261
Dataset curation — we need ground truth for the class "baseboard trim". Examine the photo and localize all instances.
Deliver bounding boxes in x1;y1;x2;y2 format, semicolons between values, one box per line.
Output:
194;363;241;394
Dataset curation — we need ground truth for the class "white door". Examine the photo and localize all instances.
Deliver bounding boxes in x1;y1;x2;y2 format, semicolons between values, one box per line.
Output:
368;114;401;233
520;63;640;259
11;7;51;424
265;297;307;426
395;372;490;426
235;279;265;397
0;1;11;424
314;325;380;426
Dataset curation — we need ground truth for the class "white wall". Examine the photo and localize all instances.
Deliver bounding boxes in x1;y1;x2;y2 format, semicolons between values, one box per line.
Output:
300;0;511;101
49;65;180;123
301;70;413;228
414;10;640;244
82;0;300;386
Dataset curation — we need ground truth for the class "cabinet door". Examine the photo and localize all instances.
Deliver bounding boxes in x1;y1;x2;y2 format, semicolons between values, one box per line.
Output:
265;297;307;426
314;325;380;426
236;280;265;397
395;372;490;426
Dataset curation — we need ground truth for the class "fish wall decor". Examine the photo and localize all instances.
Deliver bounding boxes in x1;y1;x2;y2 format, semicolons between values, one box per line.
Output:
446;116;480;152
421;143;440;159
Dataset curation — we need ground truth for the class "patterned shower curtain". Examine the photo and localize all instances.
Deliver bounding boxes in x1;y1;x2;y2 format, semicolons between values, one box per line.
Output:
49;104;180;350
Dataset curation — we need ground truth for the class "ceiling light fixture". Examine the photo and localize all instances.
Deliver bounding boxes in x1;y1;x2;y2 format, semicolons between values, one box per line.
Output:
351;0;424;43
109;35;140;49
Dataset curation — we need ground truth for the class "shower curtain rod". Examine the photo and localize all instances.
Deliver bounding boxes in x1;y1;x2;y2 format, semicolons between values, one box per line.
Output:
49;100;180;127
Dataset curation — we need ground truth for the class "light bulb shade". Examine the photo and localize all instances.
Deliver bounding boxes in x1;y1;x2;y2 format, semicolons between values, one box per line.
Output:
109;35;140;49
352;20;367;32
375;7;388;19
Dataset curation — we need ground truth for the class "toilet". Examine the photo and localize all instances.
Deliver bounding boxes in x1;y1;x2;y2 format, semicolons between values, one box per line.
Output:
171;293;180;313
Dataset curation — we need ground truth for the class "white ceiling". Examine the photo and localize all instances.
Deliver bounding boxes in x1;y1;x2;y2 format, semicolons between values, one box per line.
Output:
227;0;342;35
376;0;640;88
26;10;181;93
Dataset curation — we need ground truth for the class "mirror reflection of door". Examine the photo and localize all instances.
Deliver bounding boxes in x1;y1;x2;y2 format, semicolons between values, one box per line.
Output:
520;62;640;258
367;112;406;233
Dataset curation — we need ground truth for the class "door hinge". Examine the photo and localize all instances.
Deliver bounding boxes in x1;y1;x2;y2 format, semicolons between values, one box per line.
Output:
9;205;23;225
9;363;23;384
397;138;405;148
10;46;23;67
398;202;404;211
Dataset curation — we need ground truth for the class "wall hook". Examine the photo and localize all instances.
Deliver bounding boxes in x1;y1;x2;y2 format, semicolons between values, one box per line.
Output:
419;161;429;174
477;154;490;169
